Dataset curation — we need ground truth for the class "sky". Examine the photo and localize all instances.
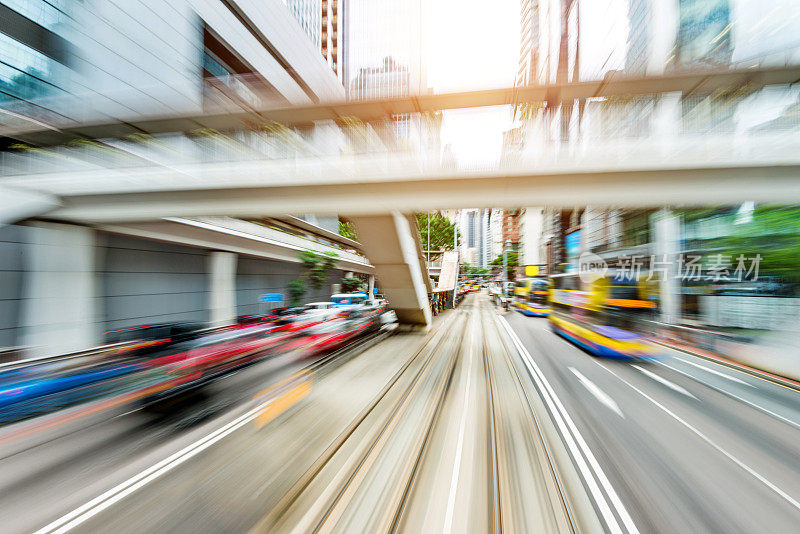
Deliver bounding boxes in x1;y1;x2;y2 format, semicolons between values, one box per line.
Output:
415;0;800;167
425;0;519;168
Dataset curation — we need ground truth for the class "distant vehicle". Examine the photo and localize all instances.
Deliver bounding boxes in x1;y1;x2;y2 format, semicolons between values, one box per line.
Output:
236;314;271;326
103;322;205;345
330;293;368;306
513;278;550;317
514;278;535;298
503;282;515;297
306;302;335;310
380;310;398;324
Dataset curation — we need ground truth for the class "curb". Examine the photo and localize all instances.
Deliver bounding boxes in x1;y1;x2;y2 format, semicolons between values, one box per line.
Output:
652;338;800;393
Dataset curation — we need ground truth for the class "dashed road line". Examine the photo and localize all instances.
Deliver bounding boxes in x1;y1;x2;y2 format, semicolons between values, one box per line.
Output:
499;317;639;534
596;361;800;514
570;367;625;418
677;358;753;387
633;365;696;399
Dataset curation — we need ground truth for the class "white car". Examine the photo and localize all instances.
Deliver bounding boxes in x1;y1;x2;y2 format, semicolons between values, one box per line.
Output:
306;301;335;310
380;310;398;324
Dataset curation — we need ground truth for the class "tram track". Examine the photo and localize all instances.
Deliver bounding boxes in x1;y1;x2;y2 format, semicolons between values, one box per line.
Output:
254;294;586;533
251;307;466;533
310;310;467;533
481;308;503;534
484;300;579;533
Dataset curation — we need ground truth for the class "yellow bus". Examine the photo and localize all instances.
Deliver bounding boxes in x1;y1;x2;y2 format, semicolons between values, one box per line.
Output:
514;278;550;317
548;272;658;359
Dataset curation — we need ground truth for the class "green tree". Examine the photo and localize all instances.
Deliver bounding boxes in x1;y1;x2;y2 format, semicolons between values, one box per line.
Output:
461;263;490;276
287;278;307;307
715;206;800;281
341;275;364;293
490;251;519;280
490;251;518;267
300;250;338;290
416;213;459;252
677;206;800;282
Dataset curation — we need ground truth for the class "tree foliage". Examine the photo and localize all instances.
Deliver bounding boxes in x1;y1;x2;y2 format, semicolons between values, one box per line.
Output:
461;263;490;276
488;251;519;281
416;213;459;252
300;250;338;290
711;206;800;280
490;251;518;267
341;275;364;293
287;278;307;307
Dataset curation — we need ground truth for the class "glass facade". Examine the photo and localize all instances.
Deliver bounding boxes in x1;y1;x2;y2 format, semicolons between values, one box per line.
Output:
284;0;322;50
0;1;71;107
1;0;70;35
0;27;68;104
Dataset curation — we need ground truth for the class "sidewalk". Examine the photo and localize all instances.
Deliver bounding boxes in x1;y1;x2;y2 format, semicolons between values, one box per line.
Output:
651;325;800;390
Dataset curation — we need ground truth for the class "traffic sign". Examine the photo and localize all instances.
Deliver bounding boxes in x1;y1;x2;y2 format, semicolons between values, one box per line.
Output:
259;293;283;303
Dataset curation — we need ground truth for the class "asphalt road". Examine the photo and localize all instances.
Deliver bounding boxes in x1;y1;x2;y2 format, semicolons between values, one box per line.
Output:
3;296;585;533
5;292;799;533
504;304;800;533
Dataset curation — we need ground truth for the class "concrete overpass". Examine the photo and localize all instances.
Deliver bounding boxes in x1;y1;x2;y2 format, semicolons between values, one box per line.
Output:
2;64;798;330
2;137;799;224
2;64;798;144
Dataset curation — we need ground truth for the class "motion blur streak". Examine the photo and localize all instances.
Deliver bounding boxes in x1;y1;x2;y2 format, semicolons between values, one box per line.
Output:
32;373;307;534
498;316;639;534
595;361;800;513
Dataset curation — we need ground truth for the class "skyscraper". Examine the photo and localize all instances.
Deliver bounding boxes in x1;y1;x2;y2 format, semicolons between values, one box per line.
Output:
458;208;493;269
321;0;344;83
0;0;345;133
285;0;323;50
349;56;410;101
344;0;426;99
673;0;732;69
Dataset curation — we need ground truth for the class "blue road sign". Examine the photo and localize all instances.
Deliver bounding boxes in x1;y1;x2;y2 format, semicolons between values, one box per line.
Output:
259;293;283;303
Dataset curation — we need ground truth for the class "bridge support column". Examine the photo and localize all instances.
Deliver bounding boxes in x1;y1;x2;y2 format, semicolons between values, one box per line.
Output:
347;213;432;326
208;251;237;327
653;209;681;324
21;222;99;357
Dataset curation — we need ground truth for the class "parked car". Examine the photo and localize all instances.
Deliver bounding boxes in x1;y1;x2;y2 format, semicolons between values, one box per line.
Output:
330;293;368;306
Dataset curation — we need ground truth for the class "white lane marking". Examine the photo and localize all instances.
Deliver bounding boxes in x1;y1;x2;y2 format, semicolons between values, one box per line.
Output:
33;394;281;534
569;367;625;418
498;317;638;534
596;361;800;514
443;318;474;534
677;357;753;387
656;360;800;431
633;365;696;399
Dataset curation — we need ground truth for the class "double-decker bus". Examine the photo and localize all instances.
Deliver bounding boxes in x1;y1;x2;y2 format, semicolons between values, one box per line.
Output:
514;278;550;317
548;272;658;359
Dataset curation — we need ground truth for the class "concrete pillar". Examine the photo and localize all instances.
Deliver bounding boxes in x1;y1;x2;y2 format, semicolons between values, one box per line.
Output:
21;222;99;357
653;209;681;324
208;251;237;327
367;275;375;297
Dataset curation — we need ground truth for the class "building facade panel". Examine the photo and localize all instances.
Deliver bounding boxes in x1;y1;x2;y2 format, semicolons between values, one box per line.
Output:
98;234;210;332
